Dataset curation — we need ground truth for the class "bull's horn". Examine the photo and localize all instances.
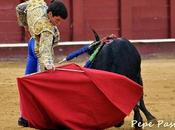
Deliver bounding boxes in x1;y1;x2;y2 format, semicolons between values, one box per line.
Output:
91;28;100;41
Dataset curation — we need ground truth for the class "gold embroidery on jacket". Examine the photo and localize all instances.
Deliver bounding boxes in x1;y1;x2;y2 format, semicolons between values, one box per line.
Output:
25;0;60;71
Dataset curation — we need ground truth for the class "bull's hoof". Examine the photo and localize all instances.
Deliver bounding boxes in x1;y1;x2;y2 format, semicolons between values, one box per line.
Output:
18;117;28;127
114;120;124;128
148;118;158;124
134;121;143;129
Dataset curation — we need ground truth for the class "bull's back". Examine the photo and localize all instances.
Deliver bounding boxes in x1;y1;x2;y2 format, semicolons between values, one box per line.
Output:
91;38;141;82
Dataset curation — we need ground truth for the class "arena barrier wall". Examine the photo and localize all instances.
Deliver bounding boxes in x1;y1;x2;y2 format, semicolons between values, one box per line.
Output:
0;39;175;59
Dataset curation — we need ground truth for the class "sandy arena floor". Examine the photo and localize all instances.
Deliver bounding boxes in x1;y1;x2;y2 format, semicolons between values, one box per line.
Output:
0;58;175;130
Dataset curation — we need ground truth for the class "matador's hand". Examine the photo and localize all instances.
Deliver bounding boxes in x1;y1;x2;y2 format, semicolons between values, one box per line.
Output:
45;63;55;71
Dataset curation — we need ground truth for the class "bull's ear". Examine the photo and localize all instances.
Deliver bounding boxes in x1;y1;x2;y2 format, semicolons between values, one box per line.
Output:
91;29;100;41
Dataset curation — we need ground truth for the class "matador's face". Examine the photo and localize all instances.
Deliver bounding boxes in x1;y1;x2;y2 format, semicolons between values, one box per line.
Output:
48;12;63;26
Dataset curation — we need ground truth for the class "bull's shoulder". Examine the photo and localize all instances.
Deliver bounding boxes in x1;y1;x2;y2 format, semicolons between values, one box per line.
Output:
107;37;140;57
114;37;131;44
110;38;135;49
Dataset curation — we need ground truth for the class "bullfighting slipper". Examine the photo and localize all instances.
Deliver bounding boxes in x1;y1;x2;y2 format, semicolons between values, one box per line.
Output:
18;117;28;127
114;120;124;128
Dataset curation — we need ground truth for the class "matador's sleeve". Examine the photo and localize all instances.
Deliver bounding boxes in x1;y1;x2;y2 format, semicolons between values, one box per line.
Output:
38;31;54;71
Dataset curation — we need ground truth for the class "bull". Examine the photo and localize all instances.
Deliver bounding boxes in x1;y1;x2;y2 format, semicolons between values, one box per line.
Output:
86;32;157;128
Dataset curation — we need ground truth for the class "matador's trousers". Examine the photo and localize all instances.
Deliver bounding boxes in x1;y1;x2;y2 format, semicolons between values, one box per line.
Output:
25;37;38;74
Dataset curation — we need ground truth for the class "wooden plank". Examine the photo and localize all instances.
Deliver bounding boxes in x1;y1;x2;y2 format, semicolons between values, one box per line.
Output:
130;0;169;39
83;0;120;40
120;0;132;38
0;0;22;42
170;0;175;37
72;0;85;41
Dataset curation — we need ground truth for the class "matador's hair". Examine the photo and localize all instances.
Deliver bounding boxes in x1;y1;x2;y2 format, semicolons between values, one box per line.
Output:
47;0;68;19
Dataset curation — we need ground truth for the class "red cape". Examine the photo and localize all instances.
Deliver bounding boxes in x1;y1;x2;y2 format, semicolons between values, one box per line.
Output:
17;63;143;130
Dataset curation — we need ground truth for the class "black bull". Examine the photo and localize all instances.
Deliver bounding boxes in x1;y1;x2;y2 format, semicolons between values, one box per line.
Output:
88;38;157;128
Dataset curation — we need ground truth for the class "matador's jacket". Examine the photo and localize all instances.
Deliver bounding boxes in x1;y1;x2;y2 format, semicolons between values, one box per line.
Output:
16;0;60;71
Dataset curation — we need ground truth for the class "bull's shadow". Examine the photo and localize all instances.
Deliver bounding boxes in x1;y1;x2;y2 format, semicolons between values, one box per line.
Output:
86;31;157;129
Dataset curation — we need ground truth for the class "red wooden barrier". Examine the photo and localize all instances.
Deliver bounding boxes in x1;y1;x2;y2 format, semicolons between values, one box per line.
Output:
0;0;175;43
0;0;22;43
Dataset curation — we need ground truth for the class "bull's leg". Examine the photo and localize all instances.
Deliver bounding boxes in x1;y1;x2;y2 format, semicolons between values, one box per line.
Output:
139;96;157;124
133;105;143;129
137;75;157;124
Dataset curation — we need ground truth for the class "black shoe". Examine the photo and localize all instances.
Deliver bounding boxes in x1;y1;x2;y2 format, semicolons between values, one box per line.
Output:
114;120;124;128
18;117;28;127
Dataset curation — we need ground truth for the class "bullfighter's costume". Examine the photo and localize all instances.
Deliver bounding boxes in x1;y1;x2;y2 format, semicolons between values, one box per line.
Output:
16;0;60;73
16;0;60;127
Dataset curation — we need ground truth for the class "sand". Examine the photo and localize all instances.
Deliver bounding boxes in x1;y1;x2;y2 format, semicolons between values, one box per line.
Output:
0;58;175;130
